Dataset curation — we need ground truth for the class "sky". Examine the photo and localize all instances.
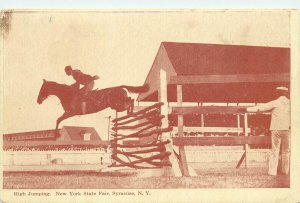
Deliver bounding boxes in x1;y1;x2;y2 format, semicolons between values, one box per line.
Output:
0;9;293;140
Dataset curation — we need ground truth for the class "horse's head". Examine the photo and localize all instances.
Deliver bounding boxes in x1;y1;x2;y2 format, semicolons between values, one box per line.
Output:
37;79;50;104
37;79;75;106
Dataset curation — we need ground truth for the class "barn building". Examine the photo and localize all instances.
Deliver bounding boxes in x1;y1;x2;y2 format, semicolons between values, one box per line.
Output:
3;126;109;150
134;42;290;170
138;42;289;103
136;42;289;149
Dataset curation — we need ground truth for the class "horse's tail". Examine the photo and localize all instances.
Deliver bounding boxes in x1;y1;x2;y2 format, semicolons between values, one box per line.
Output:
120;84;149;93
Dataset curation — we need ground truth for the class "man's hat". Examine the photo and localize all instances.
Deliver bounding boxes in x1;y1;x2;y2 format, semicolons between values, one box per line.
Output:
276;86;289;91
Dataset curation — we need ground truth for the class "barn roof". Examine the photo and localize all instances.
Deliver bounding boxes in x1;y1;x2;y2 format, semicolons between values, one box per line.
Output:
163;42;289;75
138;42;290;103
62;126;102;141
3;129;57;141
3;126;107;147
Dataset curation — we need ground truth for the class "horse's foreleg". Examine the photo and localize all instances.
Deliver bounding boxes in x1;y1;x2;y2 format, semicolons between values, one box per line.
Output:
55;111;74;136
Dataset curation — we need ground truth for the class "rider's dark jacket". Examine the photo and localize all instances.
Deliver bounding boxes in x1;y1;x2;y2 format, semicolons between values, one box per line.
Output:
72;69;94;85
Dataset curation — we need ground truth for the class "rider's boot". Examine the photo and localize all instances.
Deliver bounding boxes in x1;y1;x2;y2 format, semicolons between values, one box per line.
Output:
79;90;99;108
81;102;87;114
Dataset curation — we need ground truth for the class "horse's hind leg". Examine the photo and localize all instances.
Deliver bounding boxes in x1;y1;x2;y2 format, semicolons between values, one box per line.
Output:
130;98;134;113
126;98;134;114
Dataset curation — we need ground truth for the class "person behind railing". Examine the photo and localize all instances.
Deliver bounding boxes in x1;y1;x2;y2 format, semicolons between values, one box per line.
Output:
244;86;290;176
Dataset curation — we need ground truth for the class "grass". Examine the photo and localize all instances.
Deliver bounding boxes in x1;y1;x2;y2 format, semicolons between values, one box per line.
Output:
3;167;289;189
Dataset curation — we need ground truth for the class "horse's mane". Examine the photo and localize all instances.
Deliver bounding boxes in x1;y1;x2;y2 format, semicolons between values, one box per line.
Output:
45;80;123;93
46;81;71;88
47;81;70;86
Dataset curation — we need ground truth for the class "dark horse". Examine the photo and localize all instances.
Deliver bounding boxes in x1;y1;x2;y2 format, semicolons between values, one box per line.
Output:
37;79;148;132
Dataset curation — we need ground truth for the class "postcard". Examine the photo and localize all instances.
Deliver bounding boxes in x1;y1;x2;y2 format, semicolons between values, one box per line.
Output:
0;9;299;203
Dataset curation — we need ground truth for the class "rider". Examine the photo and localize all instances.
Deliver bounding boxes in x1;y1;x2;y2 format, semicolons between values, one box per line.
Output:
65;65;99;112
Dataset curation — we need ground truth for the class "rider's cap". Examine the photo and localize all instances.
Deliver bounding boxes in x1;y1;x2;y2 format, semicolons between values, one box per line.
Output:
276;86;288;91
65;65;72;72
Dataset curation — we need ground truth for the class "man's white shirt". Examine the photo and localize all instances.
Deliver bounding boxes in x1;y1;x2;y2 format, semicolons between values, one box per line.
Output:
247;96;290;130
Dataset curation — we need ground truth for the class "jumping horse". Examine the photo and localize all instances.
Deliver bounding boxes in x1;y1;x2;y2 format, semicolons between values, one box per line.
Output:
37;79;148;133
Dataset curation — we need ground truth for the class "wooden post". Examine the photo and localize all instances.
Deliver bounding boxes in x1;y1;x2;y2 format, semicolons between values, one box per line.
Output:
159;70;169;129
111;111;118;166
201;114;204;135
177;85;190;176
244;113;249;168
159;69;182;177
107;116;111;141
237;114;240;135
46;154;51;165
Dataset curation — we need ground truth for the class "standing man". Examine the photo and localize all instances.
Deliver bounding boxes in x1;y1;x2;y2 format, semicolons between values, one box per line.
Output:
246;86;290;176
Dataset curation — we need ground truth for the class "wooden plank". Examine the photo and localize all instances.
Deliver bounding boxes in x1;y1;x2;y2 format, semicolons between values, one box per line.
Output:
172;136;271;146
170;73;290;84
112;102;163;122
114;126;173;141
171;106;248;115
111;151;171;169
114;146;165;155
172;127;250;133
116;110;159;126
111;140;171;149
236;152;246;169
112;115;164;130
112;125;157;139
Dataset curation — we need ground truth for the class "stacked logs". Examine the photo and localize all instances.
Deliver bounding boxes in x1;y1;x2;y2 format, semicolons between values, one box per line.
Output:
109;102;173;169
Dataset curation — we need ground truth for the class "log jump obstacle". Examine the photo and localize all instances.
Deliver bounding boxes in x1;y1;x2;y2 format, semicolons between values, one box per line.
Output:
108;102;174;170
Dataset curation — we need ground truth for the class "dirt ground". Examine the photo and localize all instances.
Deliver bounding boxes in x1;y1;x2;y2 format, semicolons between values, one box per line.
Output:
3;165;289;189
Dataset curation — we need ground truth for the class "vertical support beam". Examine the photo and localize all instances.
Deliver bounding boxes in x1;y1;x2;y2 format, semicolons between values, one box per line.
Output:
46;154;51;165
111;111;118;165
244;113;249;168
159;70;168;129
201;114;205;135
201;114;205;127
159;69;182;176
237;114;241;135
107;116;111;141
177;85;190;176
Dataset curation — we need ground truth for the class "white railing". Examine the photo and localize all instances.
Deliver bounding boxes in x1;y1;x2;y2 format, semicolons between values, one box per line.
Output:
3;148;269;167
185;149;270;163
2;151;112;166
172;127;250;133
